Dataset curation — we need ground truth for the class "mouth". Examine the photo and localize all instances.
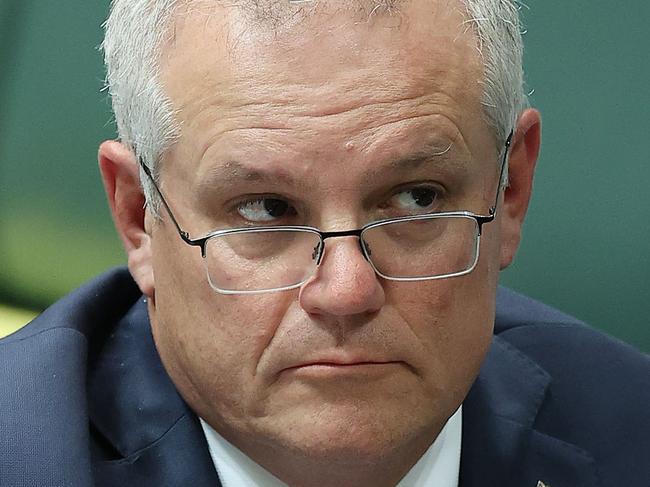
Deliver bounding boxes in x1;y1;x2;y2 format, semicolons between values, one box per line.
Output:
293;360;399;367
280;361;405;378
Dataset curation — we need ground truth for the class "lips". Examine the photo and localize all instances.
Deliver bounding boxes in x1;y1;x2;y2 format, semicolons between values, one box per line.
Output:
285;360;399;370
270;347;412;379
278;352;406;375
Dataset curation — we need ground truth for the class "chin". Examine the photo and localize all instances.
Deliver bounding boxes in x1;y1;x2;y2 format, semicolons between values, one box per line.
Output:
260;398;440;465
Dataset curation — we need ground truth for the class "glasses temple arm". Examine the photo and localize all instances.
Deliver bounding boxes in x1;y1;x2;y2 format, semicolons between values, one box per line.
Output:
489;130;514;216
138;159;193;243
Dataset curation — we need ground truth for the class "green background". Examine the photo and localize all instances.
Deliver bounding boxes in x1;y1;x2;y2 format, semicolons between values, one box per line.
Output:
1;1;648;350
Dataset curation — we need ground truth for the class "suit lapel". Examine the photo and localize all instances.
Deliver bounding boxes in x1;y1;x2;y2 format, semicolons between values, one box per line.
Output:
92;414;221;487
87;299;221;487
460;336;600;487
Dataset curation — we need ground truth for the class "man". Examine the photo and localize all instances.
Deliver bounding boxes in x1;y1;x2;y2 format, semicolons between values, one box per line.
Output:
0;0;647;486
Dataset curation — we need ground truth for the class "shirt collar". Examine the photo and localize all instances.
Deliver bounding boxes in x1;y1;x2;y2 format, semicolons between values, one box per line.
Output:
200;406;462;487
397;406;462;487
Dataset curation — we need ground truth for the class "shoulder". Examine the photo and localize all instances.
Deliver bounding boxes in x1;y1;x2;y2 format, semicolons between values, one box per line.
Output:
2;267;140;344
0;266;141;401
0;266;140;385
0;267;141;486
494;286;650;484
495;286;648;393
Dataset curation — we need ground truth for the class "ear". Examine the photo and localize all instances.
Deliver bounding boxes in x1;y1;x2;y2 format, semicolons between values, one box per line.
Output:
499;108;542;270
98;141;155;297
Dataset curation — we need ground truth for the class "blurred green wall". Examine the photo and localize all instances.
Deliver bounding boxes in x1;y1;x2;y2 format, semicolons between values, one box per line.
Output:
1;1;648;350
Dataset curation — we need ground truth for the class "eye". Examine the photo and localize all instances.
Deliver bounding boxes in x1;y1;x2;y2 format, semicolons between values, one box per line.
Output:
389;186;440;215
236;197;297;223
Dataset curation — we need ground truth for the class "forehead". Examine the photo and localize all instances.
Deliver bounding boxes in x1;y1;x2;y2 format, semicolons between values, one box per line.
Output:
161;0;483;128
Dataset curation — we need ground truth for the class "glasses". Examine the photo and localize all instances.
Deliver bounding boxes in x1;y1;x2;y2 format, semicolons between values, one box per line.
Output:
139;132;512;294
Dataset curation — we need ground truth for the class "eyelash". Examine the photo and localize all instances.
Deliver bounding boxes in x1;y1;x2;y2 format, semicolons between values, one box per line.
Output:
382;182;445;205
231;194;300;224
229;182;447;223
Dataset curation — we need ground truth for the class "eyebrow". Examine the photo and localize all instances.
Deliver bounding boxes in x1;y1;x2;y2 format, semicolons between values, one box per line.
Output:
196;140;468;192
364;140;470;183
197;159;304;193
382;140;459;172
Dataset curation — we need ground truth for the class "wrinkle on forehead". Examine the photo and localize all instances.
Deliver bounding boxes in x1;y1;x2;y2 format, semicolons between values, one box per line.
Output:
160;0;487;173
164;6;481;111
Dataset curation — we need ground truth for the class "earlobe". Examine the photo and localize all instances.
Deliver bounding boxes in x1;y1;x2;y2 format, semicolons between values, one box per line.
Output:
499;109;542;270
98;141;155;297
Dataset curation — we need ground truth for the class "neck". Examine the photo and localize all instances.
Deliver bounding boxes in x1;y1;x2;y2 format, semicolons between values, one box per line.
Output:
270;452;423;487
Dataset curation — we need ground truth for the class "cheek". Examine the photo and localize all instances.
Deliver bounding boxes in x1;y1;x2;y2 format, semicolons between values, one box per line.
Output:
386;256;496;402
388;266;495;344
148;230;295;422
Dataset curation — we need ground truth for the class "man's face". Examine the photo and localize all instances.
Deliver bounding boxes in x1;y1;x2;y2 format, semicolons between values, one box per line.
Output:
148;0;506;471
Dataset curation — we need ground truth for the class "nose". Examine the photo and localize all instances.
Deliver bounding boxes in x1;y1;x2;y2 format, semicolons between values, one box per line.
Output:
299;237;385;317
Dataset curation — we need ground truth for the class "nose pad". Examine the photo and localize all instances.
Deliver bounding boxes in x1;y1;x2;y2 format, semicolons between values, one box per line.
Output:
312;238;371;266
312;241;324;264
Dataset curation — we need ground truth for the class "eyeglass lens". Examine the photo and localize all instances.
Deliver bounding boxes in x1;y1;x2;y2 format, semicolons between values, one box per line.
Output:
203;215;480;293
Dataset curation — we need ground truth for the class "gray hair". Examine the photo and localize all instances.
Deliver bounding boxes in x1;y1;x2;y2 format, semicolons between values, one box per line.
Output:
102;0;528;209
460;0;528;145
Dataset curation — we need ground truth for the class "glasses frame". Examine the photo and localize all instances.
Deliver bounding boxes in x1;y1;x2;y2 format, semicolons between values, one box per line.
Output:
139;131;513;294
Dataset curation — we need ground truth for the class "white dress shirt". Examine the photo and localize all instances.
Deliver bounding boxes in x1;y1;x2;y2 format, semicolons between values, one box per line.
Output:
200;406;462;487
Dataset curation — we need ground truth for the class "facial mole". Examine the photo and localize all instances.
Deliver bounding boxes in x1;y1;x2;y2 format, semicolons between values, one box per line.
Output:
345;141;355;151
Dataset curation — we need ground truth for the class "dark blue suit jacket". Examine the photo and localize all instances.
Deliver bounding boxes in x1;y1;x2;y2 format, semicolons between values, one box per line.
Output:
0;268;648;486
